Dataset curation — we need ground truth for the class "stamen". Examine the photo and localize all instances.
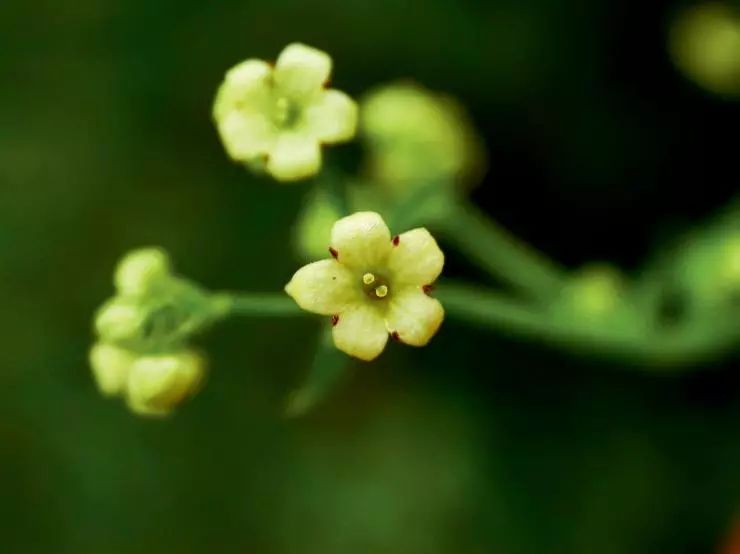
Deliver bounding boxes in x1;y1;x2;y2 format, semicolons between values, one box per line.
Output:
362;273;376;285
392;235;400;246
331;315;339;326
375;285;389;298
329;247;338;259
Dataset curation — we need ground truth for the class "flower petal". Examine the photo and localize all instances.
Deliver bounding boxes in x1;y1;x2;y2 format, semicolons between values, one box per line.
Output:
387;228;444;287
385;289;444;346
266;132;322;181
285;259;360;315
213;59;272;121
274;43;331;102
304;89;358;143
330;211;392;270
333;305;388;361
218;111;276;161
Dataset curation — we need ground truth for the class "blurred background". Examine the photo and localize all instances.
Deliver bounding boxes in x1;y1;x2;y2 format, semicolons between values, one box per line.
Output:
2;0;740;552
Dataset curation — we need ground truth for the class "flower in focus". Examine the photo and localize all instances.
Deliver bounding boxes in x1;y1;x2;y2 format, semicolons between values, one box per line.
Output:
361;82;486;193
213;43;358;182
285;212;445;361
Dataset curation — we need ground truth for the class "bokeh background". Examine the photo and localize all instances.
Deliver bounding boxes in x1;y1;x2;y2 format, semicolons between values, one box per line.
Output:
2;0;740;552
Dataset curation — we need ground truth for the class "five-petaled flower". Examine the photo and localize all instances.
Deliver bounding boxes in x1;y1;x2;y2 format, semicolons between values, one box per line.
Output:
285;212;445;361
213;43;358;182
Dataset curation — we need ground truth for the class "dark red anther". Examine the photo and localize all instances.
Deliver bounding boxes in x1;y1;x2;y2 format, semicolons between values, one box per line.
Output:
331;315;339;326
390;331;401;342
329;247;338;259
422;284;434;295
392;235;400;246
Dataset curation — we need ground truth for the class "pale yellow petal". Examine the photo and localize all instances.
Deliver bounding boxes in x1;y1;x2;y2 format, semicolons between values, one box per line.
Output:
266;132;321;181
332;304;388;361
330;211;392;270
274;43;331;101
304;89;358;143
213;59;272;120
285;259;360;315
218;112;276;162
385;289;444;346
387;228;444;287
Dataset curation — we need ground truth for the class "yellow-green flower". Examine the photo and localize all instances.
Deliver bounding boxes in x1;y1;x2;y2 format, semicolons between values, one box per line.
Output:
285;212;445;361
213;43;358;182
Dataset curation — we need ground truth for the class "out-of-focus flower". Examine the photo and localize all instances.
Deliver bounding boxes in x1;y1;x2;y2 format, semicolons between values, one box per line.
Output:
126;351;206;417
670;3;740;98
285;211;445;361
213;43;358;182
361;82;486;193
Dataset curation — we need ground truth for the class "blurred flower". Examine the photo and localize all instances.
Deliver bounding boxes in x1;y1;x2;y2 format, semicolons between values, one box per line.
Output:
91;247;222;416
126;350;206;417
213;43;358;182
285;211;444;360
361;82;486;194
670;3;740;98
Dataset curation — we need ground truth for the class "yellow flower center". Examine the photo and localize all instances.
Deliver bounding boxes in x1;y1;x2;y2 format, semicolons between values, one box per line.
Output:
361;272;390;300
273;97;301;127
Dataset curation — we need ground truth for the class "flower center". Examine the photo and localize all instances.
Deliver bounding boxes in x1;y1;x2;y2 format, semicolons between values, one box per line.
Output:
362;272;390;300
273;97;301;128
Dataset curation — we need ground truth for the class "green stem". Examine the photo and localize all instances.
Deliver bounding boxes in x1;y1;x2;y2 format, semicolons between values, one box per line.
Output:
215;293;304;318
438;201;567;302
437;281;738;369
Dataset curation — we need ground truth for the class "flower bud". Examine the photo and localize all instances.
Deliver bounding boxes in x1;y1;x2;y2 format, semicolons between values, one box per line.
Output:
126;350;206;416
94;298;144;344
361;82;486;193
114;247;172;296
89;342;136;397
670;3;740;98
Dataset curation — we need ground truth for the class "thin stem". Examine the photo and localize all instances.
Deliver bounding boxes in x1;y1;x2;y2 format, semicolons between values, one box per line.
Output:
437;281;738;369
437;201;567;302
215;293;304;318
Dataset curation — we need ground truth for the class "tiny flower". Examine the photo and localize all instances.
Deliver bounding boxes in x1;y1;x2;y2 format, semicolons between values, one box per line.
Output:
126;350;206;417
114;247;171;297
285;212;445;361
89;342;137;397
213;43;358;182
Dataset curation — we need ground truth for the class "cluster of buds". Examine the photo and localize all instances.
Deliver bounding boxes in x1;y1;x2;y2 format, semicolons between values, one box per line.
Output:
90;248;225;416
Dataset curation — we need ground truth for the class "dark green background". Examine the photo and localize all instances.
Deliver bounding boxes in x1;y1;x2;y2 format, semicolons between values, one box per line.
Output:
2;0;740;552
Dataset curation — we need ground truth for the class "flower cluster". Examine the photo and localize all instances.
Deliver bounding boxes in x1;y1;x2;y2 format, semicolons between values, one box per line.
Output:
213;43;358;182
90;248;222;416
286;212;445;361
